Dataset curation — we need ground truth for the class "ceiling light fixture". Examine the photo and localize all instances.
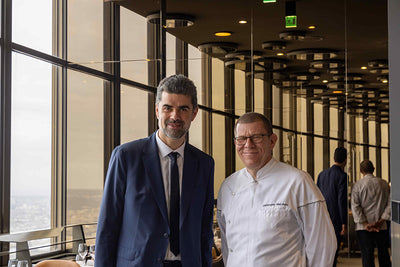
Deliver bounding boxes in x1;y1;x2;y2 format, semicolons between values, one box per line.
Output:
361;66;367;70
279;30;307;40
239;20;247;24
277;52;285;56
147;13;195;28
215;31;232;37
262;41;287;50
308;25;316;30
198;42;238;56
322;80;328;83
287;48;340;60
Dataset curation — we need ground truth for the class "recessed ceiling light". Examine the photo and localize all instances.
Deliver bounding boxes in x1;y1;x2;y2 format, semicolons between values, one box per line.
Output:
322;80;328;83
382;79;388;83
361;66;367;70
277;52;285;56
215;31;232;37
239;20;247;24
308;25;316;30
333;90;343;94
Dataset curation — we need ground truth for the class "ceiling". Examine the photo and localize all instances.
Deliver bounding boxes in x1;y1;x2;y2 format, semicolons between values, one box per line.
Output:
116;0;389;122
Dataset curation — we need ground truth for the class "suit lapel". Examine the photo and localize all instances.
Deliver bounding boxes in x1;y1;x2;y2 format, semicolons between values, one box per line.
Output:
142;133;169;224
180;145;199;228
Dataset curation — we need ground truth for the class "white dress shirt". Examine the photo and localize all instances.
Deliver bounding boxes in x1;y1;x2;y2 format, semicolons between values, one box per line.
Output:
217;158;337;267
156;131;185;260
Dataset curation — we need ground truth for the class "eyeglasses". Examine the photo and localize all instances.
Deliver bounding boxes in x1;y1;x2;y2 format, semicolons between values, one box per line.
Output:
234;134;270;145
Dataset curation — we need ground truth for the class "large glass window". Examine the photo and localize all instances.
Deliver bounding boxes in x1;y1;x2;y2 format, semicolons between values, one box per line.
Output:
12;0;52;54
66;71;104;231
121;86;149;144
120;7;148;84
212;58;224;111
188;45;202;101
10;53;52;233
212;114;225;198
234;69;245;116
67;0;103;71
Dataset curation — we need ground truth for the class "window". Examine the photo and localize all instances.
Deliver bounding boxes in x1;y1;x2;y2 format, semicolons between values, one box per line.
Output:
10;53;52;233
66;70;104;233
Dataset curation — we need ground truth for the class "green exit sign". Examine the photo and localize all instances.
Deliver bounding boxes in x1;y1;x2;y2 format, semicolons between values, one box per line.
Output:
285;15;297;28
263;0;276;3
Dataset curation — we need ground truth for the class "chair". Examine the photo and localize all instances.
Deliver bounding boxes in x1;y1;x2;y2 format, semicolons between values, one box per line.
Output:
35;260;80;267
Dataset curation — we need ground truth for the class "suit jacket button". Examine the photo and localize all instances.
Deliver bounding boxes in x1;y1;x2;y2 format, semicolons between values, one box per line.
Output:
163;233;169;238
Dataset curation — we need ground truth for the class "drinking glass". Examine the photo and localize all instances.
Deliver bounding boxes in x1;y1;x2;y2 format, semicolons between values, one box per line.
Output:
17;260;28;267
78;243;88;261
88;244;95;260
7;259;18;267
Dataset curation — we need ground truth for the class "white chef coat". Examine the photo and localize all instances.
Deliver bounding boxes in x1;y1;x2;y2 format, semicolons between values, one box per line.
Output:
217;158;336;267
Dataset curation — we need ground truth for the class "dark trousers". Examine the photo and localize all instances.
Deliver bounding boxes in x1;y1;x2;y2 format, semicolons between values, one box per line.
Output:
356;230;391;267
333;228;342;267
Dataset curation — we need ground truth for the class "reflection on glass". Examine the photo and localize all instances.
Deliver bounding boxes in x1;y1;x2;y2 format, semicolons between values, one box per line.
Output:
212;114;225;198
66;71;103;239
68;0;103;71
212;58;224;111
188;45;202;105
121;85;149;144
121;7;147;84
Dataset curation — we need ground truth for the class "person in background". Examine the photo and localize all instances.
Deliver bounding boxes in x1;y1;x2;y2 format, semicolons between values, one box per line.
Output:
317;147;348;267
351;159;391;267
217;112;336;267
95;74;215;267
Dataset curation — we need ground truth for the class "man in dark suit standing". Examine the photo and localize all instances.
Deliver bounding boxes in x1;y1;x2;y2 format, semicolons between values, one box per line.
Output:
95;74;215;267
317;147;348;267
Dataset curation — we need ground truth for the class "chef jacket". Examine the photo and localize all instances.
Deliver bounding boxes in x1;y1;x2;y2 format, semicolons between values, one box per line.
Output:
351;173;391;231
217;158;336;267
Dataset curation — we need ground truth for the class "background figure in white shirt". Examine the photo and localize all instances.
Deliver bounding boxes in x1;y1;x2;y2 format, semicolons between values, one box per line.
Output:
351;159;391;267
217;112;336;267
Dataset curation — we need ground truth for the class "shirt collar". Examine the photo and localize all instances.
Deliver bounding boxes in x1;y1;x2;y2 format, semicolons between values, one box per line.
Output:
155;130;185;158
241;157;277;184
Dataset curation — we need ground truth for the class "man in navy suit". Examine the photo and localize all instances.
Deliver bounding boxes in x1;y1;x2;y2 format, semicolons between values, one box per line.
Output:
317;147;348;267
95;74;215;267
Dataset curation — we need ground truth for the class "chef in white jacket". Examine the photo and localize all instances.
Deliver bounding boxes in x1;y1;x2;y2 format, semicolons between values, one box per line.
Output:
217;112;336;267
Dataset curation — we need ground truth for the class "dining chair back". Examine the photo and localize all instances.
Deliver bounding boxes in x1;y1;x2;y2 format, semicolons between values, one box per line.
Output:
35;260;80;267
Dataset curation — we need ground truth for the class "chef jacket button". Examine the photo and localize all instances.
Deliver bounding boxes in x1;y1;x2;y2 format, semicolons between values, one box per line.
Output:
163;233;169;238
228;220;231;224
232;192;236;196
229;248;233;252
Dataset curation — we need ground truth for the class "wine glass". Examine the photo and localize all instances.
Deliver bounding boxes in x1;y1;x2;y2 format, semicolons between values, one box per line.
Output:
78;243;88;262
88;244;95;260
7;259;18;267
17;260;28;267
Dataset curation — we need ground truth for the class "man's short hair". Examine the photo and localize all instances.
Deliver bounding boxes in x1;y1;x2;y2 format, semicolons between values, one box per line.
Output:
360;159;375;174
334;147;347;163
234;112;273;135
156;74;198;110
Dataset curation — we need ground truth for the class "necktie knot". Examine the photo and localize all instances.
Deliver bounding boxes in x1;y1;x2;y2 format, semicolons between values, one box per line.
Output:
168;152;179;162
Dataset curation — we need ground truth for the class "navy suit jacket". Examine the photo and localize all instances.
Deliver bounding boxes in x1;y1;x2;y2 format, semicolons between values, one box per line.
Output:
317;165;348;233
95;132;215;267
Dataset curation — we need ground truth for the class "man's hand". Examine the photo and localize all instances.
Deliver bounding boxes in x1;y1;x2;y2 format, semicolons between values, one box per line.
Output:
363;219;385;232
340;224;347;236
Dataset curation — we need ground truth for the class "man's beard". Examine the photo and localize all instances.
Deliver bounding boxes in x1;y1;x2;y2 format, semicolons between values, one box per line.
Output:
161;119;187;139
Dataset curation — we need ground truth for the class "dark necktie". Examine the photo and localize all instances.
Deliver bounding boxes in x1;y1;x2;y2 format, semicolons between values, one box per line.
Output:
168;152;180;256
